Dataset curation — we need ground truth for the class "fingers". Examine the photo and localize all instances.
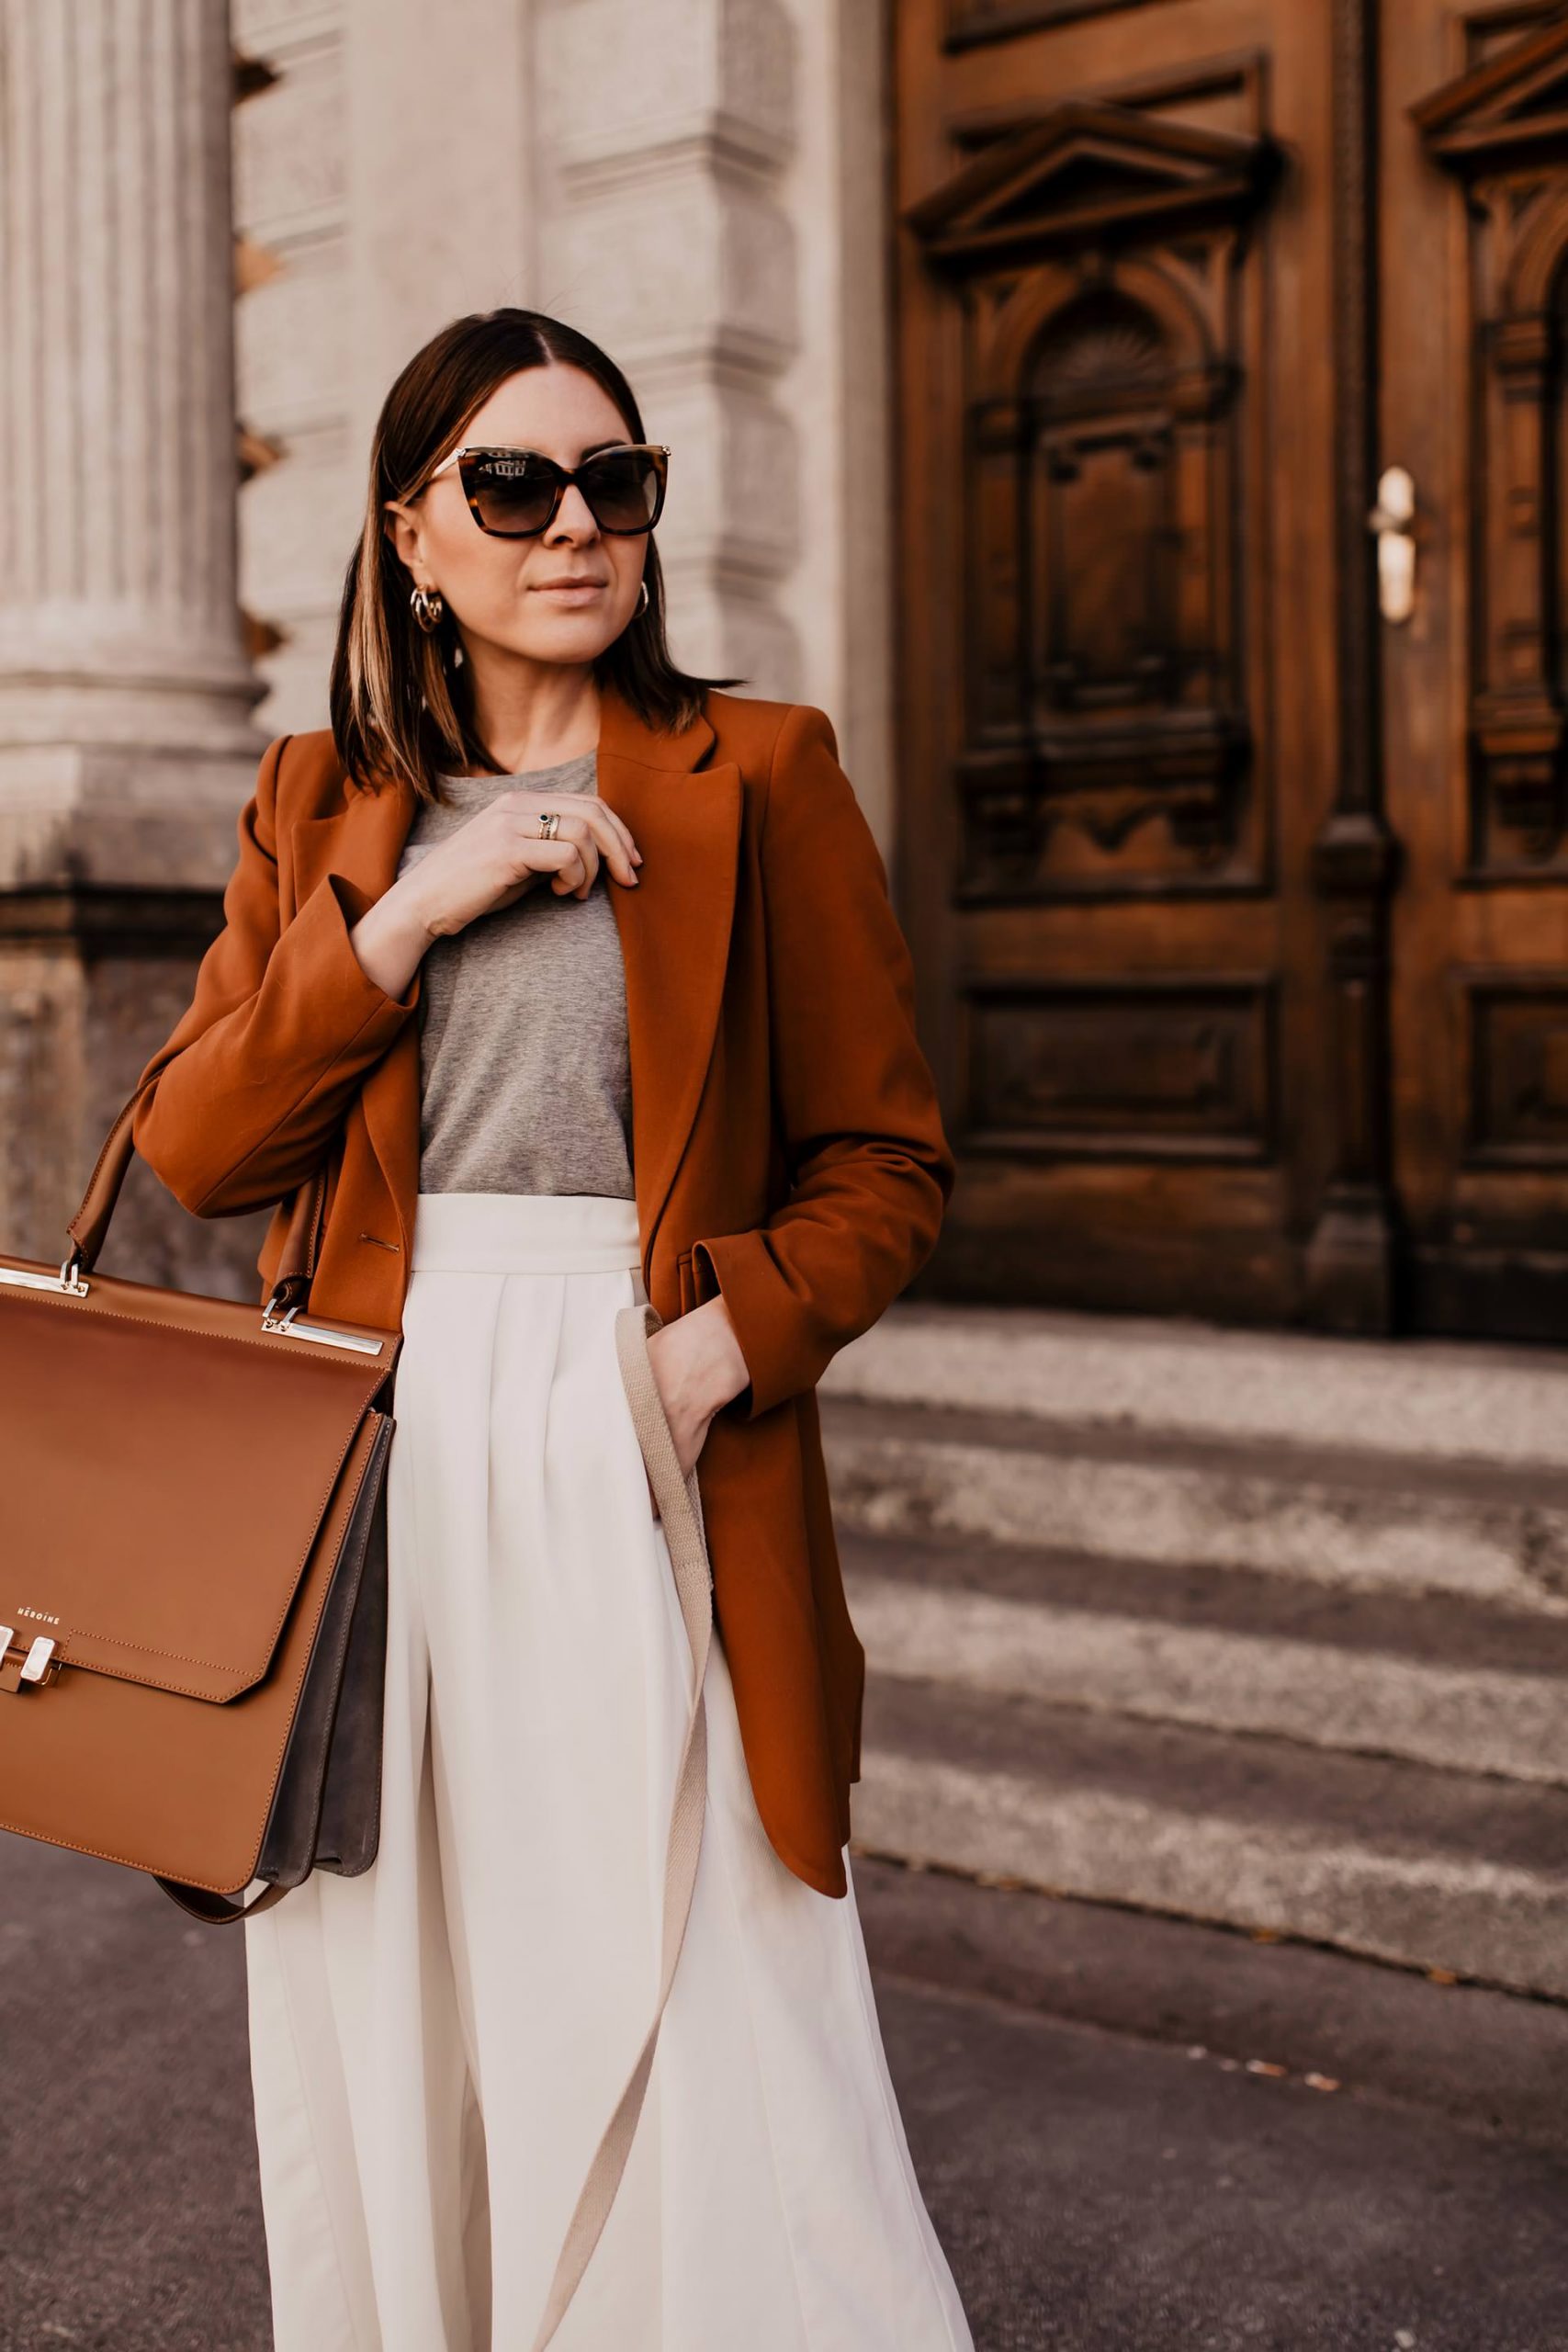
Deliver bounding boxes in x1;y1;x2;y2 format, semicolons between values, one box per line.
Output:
501;807;599;899
576;801;639;887
510;833;595;898
502;790;641;891
548;824;601;899
586;799;643;875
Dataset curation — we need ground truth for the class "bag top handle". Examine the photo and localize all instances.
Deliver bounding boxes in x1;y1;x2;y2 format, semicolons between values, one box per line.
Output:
64;1075;328;1315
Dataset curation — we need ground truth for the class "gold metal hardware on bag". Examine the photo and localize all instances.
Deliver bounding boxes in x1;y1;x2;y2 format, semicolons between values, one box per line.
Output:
0;1629;62;1693
260;1294;385;1355
0;1253;90;1298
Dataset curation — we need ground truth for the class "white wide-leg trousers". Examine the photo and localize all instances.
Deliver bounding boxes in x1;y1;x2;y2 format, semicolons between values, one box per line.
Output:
243;1191;974;2352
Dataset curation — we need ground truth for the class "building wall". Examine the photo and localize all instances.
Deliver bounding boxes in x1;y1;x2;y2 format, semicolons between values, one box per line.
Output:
231;0;897;848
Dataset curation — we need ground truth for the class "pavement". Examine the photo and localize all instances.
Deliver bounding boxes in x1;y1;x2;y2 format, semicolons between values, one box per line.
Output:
4;1836;1568;2351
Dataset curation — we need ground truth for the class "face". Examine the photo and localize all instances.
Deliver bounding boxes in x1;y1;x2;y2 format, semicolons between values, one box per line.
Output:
384;363;649;668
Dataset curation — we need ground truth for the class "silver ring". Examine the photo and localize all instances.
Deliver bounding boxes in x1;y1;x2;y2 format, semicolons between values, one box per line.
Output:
537;810;560;840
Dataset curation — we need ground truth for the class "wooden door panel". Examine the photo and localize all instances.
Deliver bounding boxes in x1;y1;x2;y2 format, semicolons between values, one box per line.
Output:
1386;2;1568;1336
960;974;1276;1158
895;3;1347;1319
899;0;1568;1338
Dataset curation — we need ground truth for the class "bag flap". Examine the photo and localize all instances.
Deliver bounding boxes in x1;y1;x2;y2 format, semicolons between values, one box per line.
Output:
0;1272;398;1702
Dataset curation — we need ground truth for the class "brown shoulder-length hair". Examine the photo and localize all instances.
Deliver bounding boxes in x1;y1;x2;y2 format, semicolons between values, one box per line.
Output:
329;308;745;799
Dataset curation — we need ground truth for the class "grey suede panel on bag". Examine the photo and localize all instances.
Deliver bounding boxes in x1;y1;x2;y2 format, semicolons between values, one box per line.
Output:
395;748;635;1198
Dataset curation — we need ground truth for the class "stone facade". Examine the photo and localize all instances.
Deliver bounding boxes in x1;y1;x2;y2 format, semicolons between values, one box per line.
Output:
0;0;267;1283
231;0;896;840
0;0;895;1291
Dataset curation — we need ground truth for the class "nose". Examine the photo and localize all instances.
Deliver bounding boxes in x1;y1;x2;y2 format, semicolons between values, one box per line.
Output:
547;483;601;540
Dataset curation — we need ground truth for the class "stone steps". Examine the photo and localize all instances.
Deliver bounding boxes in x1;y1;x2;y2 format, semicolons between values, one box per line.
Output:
852;1669;1568;1997
840;1532;1568;1786
823;1301;1568;1471
822;1399;1568;1615
820;1305;1568;1992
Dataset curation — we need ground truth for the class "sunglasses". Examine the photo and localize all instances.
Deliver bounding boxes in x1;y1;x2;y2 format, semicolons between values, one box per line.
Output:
423;442;670;538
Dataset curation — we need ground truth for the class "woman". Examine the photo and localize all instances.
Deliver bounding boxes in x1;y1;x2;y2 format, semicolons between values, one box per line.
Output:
131;307;973;2352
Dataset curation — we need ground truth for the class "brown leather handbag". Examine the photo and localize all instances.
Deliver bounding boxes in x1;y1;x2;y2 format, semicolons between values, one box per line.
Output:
0;1079;400;1925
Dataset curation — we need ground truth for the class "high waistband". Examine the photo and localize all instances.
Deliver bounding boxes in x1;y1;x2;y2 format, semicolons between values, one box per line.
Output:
410;1191;643;1274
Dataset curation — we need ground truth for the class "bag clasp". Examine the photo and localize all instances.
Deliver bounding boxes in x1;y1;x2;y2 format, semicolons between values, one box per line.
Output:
0;1630;62;1693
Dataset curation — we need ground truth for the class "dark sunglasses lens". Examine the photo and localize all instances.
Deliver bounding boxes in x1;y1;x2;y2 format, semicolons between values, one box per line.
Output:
579;452;663;532
464;454;559;536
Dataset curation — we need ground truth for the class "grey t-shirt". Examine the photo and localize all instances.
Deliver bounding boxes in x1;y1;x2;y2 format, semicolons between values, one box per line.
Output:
394;748;634;1198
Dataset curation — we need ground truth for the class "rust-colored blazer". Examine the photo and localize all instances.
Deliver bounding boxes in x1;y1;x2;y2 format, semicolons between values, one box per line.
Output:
130;682;955;1898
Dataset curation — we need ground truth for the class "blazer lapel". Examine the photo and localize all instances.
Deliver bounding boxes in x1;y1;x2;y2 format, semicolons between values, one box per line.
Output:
598;691;741;1274
290;684;741;1287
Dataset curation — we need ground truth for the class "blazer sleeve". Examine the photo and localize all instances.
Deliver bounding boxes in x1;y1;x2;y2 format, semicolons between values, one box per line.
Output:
693;702;955;1420
130;734;422;1217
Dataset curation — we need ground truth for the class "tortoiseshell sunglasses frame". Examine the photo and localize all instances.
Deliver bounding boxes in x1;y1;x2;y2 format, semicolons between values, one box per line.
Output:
424;442;671;537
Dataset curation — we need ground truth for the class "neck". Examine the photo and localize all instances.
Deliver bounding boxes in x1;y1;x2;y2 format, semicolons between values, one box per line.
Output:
461;639;601;773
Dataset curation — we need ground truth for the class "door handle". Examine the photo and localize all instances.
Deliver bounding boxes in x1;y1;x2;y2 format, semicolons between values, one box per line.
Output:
1369;465;1416;623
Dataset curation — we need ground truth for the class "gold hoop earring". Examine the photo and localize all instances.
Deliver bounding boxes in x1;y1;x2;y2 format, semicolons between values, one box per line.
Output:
635;579;649;618
411;582;445;633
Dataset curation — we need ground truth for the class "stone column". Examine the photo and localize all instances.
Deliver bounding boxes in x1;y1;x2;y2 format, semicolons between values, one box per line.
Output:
0;0;267;1287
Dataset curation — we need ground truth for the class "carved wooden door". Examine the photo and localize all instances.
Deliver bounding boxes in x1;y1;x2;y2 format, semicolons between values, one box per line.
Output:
895;0;1568;1339
895;0;1340;1327
1387;6;1568;1338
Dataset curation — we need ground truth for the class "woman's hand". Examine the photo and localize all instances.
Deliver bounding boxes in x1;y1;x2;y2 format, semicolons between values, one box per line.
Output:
349;788;642;999
415;787;642;930
642;1298;751;1518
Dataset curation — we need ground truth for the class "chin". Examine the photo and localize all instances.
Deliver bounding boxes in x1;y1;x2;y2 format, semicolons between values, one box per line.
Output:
490;621;625;664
